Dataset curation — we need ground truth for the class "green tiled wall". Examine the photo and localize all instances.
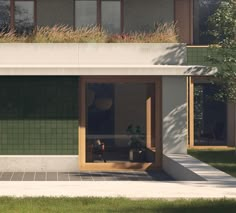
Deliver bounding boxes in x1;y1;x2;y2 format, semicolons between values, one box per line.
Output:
187;47;211;66
0;77;79;155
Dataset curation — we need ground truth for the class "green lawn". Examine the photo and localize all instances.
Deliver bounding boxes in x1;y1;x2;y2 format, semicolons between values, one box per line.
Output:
188;148;236;177
0;197;236;213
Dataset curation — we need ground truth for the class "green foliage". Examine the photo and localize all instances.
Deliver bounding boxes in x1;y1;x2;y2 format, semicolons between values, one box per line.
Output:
126;125;145;149
207;0;236;102
194;85;203;132
208;0;236;45
0;197;236;213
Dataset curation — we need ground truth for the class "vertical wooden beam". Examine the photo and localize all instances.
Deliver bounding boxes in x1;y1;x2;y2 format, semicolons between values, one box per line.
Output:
189;76;194;147
34;0;37;31
146;96;152;149
97;0;101;29
10;0;15;31
73;0;76;30
189;0;194;45
186;77;189;147
146;84;156;149
120;0;124;33
174;0;193;44
79;77;86;170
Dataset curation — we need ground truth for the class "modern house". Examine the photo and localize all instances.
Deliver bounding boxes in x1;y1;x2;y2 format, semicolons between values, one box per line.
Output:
0;0;231;172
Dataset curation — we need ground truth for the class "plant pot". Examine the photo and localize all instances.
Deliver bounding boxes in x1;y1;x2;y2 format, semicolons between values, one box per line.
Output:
129;148;146;162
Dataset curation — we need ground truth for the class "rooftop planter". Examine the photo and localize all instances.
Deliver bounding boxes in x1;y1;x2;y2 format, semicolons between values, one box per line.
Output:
0;43;186;65
0;24;187;66
0;24;188;65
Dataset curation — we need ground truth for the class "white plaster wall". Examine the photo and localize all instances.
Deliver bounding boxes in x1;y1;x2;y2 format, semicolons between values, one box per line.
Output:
37;0;74;27
0;156;79;172
162;76;187;154
0;44;79;65
77;43;186;65
163;154;236;181
0;43;186;65
124;0;174;32
163;154;204;181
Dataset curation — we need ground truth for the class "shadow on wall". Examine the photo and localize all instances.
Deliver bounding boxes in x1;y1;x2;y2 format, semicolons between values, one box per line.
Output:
185;66;217;75
163;103;187;154
152;44;186;65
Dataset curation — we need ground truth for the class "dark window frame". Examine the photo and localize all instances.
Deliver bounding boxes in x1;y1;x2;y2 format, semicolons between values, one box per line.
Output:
9;0;37;32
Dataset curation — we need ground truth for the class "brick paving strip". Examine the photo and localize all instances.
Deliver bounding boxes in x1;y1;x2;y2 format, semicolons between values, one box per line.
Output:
0;171;173;181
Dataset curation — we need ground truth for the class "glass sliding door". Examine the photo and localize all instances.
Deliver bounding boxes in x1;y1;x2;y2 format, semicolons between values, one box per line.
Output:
194;81;227;145
82;79;158;167
193;0;221;44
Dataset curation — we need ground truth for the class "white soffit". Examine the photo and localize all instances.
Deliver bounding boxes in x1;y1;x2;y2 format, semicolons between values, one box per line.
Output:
0;65;217;76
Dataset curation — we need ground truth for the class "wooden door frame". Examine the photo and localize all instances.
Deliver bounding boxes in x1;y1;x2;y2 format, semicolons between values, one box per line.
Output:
188;76;230;148
78;76;162;171
174;0;194;44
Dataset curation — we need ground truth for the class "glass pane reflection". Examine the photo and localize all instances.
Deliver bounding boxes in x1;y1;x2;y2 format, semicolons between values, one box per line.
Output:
0;0;10;32
15;1;34;34
86;83;155;163
75;0;97;28
101;0;120;33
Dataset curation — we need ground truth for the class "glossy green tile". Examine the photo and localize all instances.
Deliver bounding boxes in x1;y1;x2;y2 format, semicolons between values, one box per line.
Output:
0;77;79;155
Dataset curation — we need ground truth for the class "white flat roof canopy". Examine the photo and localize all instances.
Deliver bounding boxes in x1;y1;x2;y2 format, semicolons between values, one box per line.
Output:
0;65;217;76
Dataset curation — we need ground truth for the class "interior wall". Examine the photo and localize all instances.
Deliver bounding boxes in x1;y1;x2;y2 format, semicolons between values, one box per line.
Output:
114;84;146;147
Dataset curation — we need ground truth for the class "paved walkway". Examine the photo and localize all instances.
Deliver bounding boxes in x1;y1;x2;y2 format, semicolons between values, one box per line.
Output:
0;157;236;199
0;170;235;198
0;180;236;198
0;171;173;181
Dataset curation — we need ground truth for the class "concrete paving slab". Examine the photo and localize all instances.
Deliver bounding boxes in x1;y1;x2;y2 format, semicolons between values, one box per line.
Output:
0;181;236;198
47;172;57;181
35;172;46;181
58;172;69;181
163;154;236;182
0;171;173;181
23;172;35;181
0;172;13;181
11;172;24;181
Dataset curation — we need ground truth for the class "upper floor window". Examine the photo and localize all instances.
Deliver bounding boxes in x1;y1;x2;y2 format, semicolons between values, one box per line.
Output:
0;0;10;32
193;0;221;44
15;0;35;34
75;0;122;33
75;0;97;28
101;0;120;33
0;0;35;34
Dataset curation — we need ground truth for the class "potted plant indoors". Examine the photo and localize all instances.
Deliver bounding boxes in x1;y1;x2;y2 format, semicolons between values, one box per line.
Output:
126;124;146;162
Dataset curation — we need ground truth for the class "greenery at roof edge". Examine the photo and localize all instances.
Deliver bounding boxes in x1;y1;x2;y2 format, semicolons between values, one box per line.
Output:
0;24;179;43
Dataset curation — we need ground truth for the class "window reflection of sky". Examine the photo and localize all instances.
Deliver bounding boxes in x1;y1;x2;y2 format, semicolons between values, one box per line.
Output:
0;0;10;28
15;1;34;33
